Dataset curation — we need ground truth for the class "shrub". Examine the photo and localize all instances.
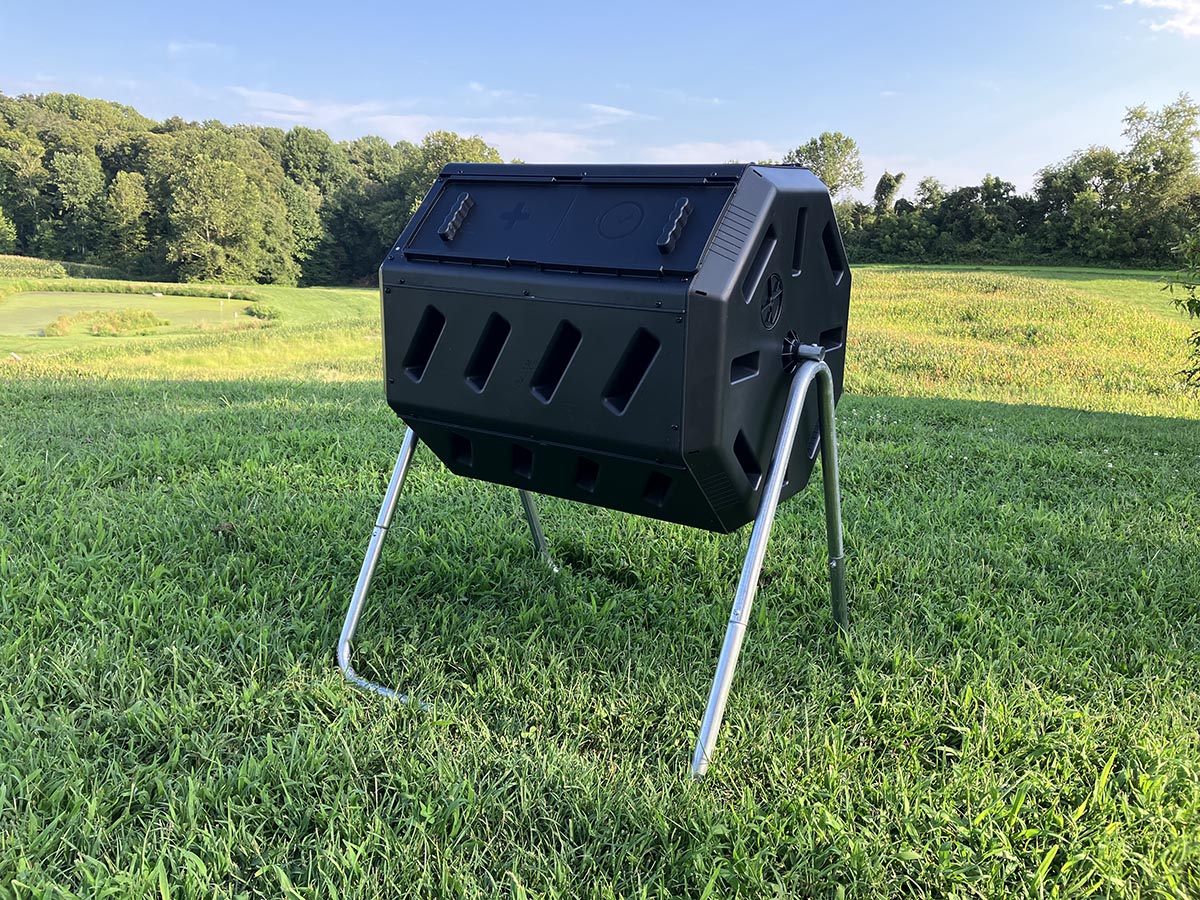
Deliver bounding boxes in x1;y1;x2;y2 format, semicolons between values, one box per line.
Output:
0;255;68;278
1168;231;1200;385
243;302;282;321
42;308;170;337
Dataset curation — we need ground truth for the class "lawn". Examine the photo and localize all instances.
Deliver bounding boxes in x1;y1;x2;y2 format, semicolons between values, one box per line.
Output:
0;267;1197;898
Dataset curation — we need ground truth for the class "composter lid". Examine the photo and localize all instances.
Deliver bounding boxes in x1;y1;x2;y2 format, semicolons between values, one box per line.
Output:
402;164;746;276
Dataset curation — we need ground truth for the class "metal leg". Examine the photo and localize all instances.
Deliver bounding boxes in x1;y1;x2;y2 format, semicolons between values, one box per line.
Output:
518;489;559;572
338;428;558;699
691;359;846;778
815;367;848;631
337;428;419;699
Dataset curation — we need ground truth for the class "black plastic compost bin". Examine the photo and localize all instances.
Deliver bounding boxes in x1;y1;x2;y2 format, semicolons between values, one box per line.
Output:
379;163;850;533
340;163;852;778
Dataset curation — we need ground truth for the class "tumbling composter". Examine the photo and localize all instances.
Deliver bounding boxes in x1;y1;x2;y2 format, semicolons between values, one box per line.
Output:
338;163;851;777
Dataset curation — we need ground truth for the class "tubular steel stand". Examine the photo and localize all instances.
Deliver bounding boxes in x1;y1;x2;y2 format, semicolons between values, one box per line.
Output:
337;354;846;778
690;354;845;777
336;427;555;700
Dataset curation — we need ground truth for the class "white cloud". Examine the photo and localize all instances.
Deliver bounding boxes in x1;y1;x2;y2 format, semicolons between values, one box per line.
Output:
1122;0;1200;35
480;131;613;162
581;103;653;128
231;86;393;132
465;81;533;103
642;140;786;164
226;86;634;159
880;90;900;98
585;103;636;119
360;114;441;143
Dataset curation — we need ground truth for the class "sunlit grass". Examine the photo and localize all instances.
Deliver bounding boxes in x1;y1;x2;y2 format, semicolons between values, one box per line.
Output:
1;267;1197;897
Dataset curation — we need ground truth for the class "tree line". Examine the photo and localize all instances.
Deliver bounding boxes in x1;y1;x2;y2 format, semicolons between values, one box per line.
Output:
0;92;503;284
0;91;1197;283
784;96;1200;269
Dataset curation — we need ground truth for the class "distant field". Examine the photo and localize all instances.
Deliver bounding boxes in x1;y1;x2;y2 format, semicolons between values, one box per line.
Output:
1;266;1198;897
879;262;1182;317
0;280;377;357
0;291;254;336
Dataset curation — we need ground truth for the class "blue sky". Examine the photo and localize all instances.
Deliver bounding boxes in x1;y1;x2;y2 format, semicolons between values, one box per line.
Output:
2;0;1197;199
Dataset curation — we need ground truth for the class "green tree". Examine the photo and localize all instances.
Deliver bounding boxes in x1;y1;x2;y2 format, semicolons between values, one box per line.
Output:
150;128;299;283
873;170;906;215
915;176;946;210
281;126;350;196
313;131;503;283
102;170;150;264
0;204;16;252
45;149;105;257
1169;229;1200;384
1122;94;1200;263
782;132;865;200
0;133;48;248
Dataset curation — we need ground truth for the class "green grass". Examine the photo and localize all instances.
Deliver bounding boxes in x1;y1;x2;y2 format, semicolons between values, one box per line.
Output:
1;267;1198;898
0;281;377;357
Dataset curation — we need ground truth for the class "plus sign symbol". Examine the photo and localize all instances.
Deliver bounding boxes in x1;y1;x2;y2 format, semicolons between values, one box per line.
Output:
499;201;531;230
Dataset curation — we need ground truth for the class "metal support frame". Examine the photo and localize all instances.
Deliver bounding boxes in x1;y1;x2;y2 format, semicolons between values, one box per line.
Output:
336;427;554;700
690;356;845;777
337;354;845;778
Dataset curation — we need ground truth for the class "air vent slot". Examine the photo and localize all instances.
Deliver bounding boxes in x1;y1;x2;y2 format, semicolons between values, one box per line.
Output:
792;207;809;275
642;472;672;508
403;305;446;382
575;457;599;493
512;444;533;479
733;430;762;490
741;225;777;303
602;328;660;415
449;433;473;467
464;313;511;393
822;222;845;286
531;320;582;404
819;325;845;354
730;350;759;385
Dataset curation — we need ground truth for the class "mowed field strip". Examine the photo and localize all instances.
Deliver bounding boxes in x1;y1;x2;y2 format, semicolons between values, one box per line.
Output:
1;266;1198;897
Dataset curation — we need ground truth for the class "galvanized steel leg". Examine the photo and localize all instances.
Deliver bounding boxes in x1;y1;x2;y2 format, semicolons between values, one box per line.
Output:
337;428;557;699
815;366;848;631
691;359;847;778
337;428;419;699
519;489;559;572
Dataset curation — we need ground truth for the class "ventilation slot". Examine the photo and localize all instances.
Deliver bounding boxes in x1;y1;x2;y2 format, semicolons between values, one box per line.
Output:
575;457;599;493
403;306;446;382
449;433;473;467
463;313;511;393
792;207;809;275
730;350;759;385
511;444;533;479
642;472;672;508
822;222;845;286
602;329;660;415
741;225;777;303
733;430;762;490
531;321;582;404
819;325;845;354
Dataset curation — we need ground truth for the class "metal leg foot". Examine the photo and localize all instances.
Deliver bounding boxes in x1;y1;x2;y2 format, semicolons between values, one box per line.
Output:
691;359;847;778
337;429;560;700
